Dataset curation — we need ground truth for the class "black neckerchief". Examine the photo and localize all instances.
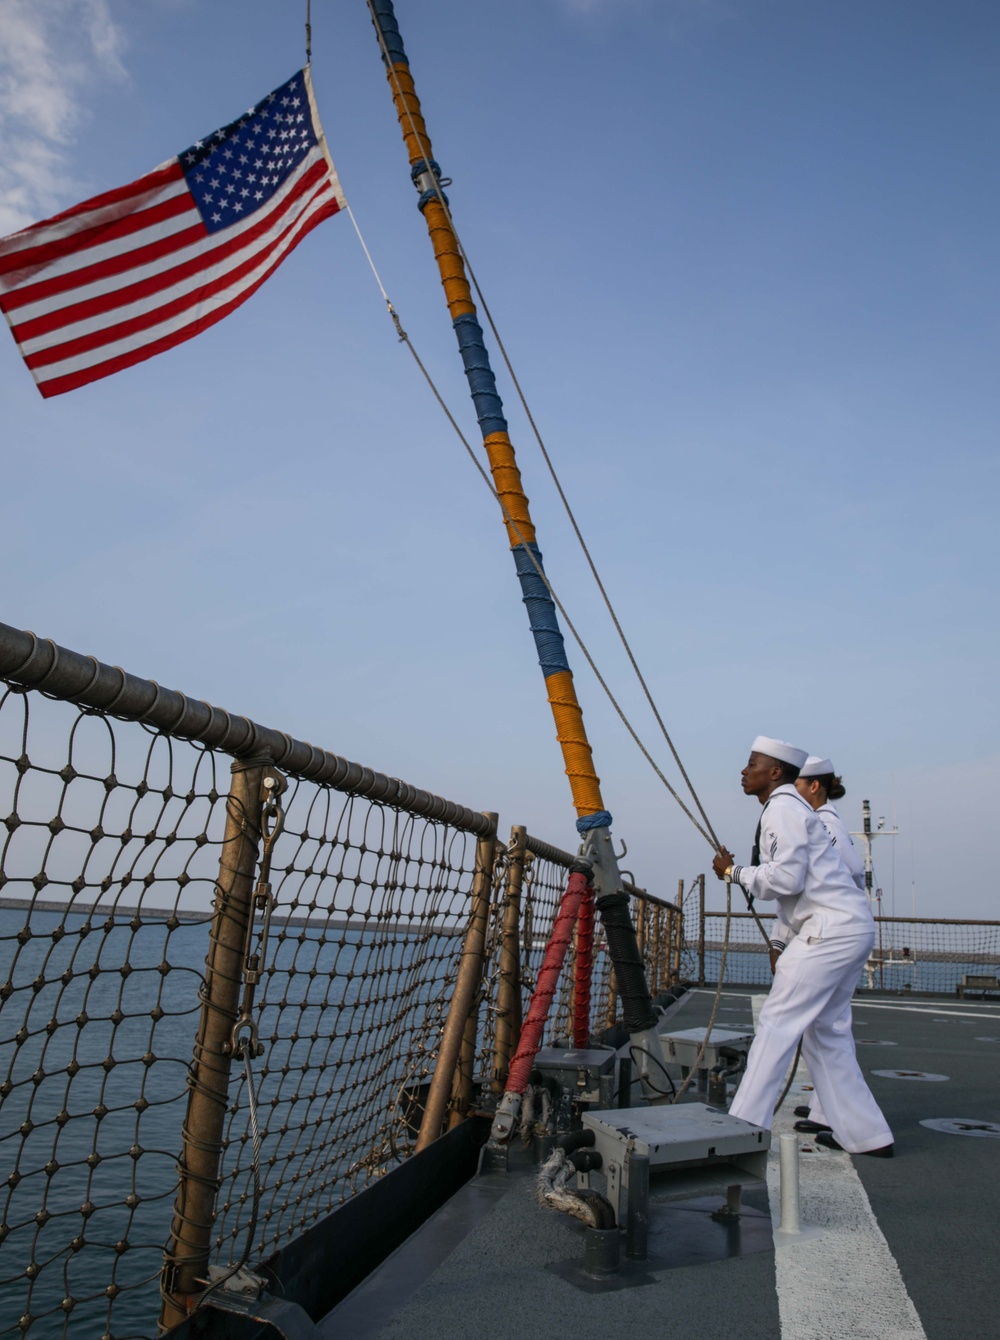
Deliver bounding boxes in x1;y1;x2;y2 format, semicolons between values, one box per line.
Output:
751;786;813;865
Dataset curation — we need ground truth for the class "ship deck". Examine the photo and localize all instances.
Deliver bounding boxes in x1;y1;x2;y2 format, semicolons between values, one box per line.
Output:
321;988;1000;1340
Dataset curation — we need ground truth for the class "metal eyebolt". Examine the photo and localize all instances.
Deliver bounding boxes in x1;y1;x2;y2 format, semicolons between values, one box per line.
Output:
230;1017;261;1062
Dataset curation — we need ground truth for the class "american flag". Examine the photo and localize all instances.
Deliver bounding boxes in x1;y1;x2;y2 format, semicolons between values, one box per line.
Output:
0;69;346;398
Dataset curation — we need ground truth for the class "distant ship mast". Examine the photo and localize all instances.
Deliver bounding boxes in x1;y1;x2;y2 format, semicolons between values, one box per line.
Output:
852;798;899;914
853;799;900;989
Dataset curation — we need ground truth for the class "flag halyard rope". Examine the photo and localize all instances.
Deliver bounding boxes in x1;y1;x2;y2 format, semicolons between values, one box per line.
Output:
364;0;726;855
344;202;715;847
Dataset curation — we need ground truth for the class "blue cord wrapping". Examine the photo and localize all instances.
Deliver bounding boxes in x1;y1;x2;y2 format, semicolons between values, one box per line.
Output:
576;810;613;834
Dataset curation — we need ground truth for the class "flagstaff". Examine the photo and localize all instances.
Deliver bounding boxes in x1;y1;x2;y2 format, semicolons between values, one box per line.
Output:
367;0;667;1125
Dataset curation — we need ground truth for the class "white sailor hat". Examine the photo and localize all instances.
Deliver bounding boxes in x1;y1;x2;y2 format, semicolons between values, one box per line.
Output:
798;755;834;778
750;736;809;769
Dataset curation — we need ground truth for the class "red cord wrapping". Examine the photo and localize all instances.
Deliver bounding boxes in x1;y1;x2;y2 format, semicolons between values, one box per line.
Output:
504;870;588;1094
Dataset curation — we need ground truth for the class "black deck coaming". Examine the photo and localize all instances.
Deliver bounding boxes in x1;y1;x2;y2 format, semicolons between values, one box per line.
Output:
167;1115;490;1338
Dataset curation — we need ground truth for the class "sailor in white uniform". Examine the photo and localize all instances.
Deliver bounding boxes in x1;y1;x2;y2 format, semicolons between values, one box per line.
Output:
792;755;865;1133
712;737;894;1157
797;755;866;891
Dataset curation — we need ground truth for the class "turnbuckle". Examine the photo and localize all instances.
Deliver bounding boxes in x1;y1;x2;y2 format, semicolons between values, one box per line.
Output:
230;768;287;1061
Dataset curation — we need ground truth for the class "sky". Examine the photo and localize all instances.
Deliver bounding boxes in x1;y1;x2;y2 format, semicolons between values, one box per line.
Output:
1;0;997;918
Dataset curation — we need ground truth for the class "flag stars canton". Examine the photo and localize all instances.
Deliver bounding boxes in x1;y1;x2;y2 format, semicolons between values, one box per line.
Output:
180;74;316;234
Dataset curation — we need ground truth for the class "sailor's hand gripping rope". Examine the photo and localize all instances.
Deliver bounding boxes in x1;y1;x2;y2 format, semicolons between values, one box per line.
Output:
712;845;779;964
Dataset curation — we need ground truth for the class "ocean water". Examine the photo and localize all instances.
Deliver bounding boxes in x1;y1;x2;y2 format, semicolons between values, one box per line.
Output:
0;907;453;1340
699;946;998;996
0;908;211;1339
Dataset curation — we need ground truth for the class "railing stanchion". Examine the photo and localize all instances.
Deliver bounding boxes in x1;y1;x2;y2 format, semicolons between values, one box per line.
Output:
670;883;684;984
417;814;498;1149
449;827;500;1129
493;825;527;1092
651;906;662;996
572;880;596;1047
698;873;706;986
160;756;267;1330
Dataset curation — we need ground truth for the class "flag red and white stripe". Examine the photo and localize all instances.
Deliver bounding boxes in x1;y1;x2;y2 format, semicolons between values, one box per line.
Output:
0;68;346;398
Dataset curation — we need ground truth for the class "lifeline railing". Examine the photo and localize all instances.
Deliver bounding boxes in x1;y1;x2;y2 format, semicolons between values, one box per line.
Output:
0;623;683;1340
473;831;682;1095
693;908;1000;995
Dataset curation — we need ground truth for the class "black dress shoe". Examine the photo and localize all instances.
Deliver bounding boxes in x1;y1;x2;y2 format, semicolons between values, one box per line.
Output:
794;1119;832;1134
793;1106;811;1119
815;1131;894;1158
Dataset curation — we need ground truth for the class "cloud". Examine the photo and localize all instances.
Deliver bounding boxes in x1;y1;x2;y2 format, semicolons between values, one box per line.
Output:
0;0;127;234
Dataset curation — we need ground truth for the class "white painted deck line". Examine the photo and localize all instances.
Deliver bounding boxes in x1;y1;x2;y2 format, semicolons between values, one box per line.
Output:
750;993;928;1340
689;988;761;1000
853;1001;1000;1020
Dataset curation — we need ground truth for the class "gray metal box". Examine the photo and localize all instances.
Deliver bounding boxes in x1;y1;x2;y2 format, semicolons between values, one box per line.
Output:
659;1026;753;1071
582;1103;770;1219
532;1046;617;1107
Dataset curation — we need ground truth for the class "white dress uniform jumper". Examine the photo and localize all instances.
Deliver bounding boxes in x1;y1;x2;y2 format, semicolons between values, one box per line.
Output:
727;785;893;1153
804;788;867;1129
817;800;865;890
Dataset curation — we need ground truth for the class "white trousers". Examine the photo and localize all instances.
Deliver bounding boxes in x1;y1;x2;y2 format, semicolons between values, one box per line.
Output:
728;930;893;1153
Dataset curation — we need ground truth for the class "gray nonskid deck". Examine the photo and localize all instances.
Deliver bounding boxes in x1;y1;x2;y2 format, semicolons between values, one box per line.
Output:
323;1158;781;1340
322;988;1000;1340
845;996;1000;1340
694;987;1000;1340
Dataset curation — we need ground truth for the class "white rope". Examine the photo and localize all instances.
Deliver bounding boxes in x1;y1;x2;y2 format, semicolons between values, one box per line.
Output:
346;204;391;304
672;878;732;1103
343;192;715;846
351;163;750;1063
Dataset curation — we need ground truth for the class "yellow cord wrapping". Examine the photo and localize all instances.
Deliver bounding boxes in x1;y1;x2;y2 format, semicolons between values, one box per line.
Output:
384;59;604;822
546;670;604;817
422;198;475;318
387;66;474;318
483;432;536;548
